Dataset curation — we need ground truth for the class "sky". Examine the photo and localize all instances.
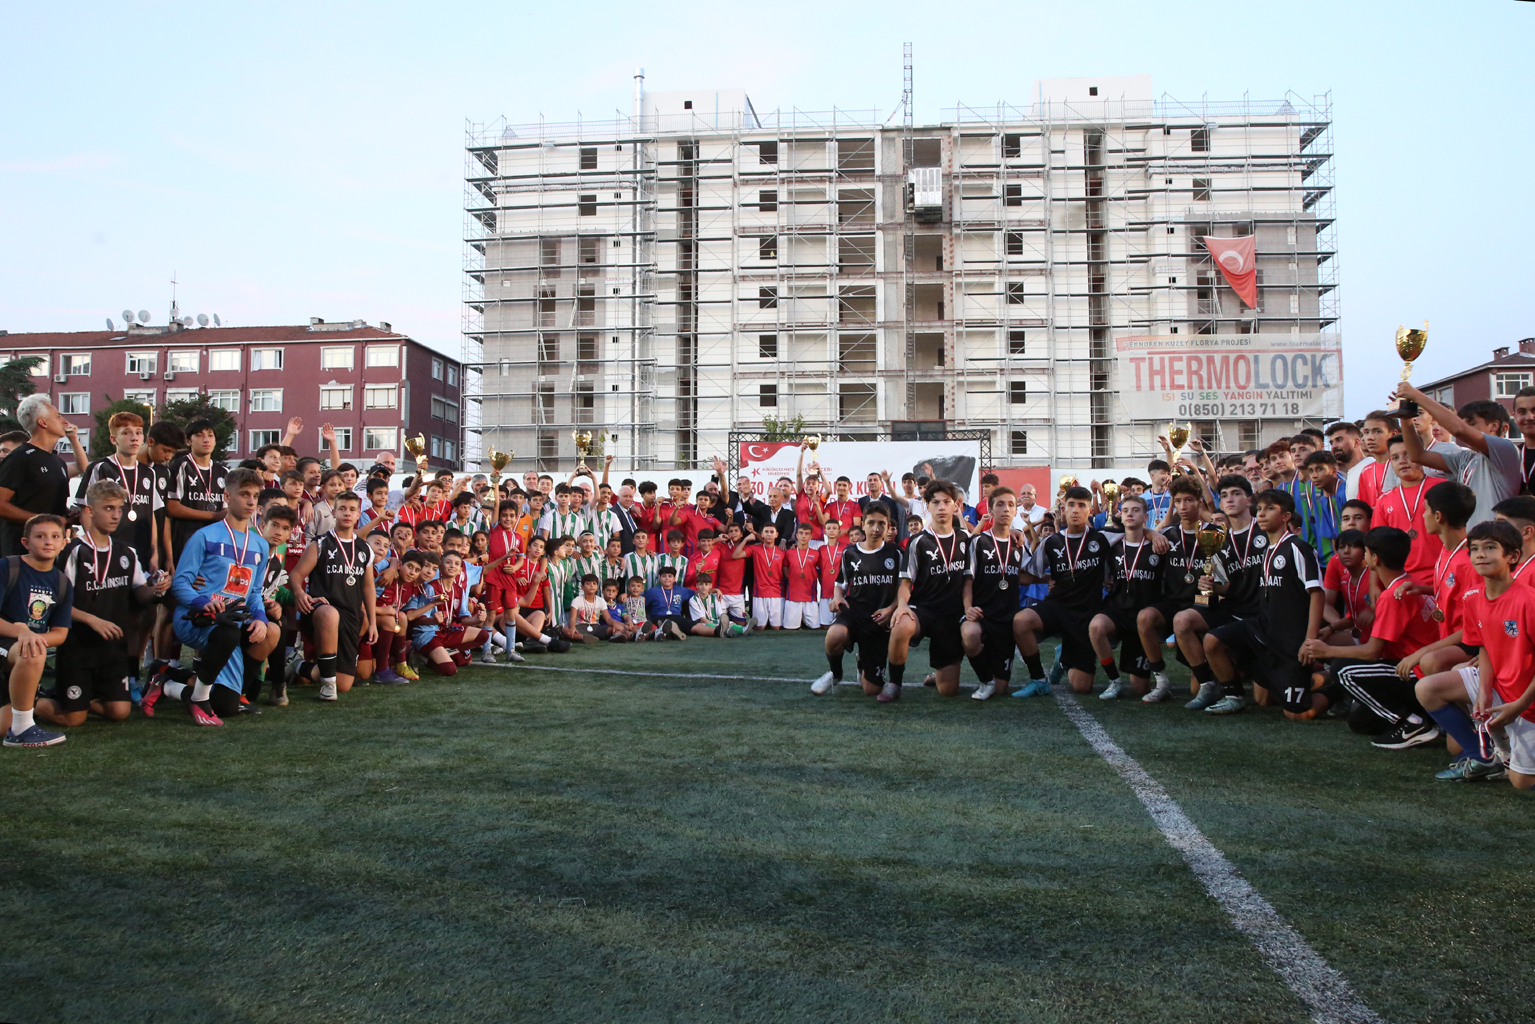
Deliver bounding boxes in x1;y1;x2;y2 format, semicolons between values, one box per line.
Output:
2;0;1531;418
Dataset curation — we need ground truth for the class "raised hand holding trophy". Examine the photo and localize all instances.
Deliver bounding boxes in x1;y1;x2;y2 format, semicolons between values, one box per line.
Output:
571;430;595;475
404;434;428;473
1394;322;1430;418
1193;520;1230;607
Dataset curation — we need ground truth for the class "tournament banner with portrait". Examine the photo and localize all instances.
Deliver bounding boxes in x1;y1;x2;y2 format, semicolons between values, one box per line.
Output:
737;440;982;501
1115;333;1344;422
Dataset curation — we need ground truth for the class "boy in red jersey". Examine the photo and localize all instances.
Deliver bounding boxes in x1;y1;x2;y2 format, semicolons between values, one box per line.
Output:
783;523;821;629
713;522;750;623
794;444;827;545
1416;520;1535;786
1373;435;1444;584
818;519;849;625
1318;529;1372;651
737;523;785;628
1396;482;1477;679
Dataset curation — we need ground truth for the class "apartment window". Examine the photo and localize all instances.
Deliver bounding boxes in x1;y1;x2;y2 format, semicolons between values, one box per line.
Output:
540;238;560;275
250;348;283;371
1004;184;1022;207
209;349;240;371
364;426;398;451
320;346;354;370
580;147;597;170
758;141;778;165
250;429;281;451
577;333;598;361
364;385;397;409
578;194;597;216
576;286;595;325
28;356;49;377
538;334;559;364
836;138;875;172
1238;420;1260;451
431;395;459;423
447;364;459;387
1007;282;1026;304
249;389;283;412
125;352;157;375
365;344;399;367
759;384;778;408
758;286;778;309
1008;330;1026;356
432;357;444;380
59;393;90;415
444;439;457;462
124;388;156;406
759;334;778;358
1002;134;1021;159
1010;430;1028;455
168;350;198;373
579;237;599;267
333;427;353;452
1193;178;1212;202
574;382;595;424
759;189;777;212
319;385;353;411
166;388;200;404
63;353;92;375
759;235;778;261
1192;127;1211;152
430;436;443;458
1005;231;1024;256
206;389;240;412
1495;372;1533;398
1009;379;1028;404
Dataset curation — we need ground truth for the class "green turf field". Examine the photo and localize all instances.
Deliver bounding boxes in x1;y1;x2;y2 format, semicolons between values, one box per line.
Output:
3;632;1531;1023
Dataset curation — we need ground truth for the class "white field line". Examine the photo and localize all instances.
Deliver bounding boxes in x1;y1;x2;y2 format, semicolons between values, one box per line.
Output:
483;662;960;687
1054;691;1385;1024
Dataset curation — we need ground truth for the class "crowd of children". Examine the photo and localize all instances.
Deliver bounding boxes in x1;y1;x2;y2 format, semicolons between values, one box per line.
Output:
1;389;1532;794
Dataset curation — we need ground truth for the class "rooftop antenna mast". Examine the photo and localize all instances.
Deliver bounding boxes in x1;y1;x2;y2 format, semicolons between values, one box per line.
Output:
169;271;180;324
902;43;917;415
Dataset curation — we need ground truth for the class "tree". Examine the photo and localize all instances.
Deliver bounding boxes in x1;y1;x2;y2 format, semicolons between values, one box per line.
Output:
760;414;807;442
90;397;155;460
158;396;237;463
0;355;46;430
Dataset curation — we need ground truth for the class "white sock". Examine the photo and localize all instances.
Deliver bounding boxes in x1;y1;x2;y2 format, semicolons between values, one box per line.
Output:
168;659;181;669
10;708;34;733
164;682;186;700
491;633;509;649
191;681;213;702
1406;713;1423;725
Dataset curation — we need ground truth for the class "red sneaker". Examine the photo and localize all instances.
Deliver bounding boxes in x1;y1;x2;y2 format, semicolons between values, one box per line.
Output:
189;703;223;727
140;679;164;718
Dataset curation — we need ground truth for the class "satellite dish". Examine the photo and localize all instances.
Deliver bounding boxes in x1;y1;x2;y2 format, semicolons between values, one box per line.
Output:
213;314;221;326
196;313;209;327
122;309;135;323
106;318;115;330
137;309;151;323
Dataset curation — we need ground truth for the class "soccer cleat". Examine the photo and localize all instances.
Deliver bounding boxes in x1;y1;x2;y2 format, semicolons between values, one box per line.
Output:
3;723;66;748
547;638;573;653
1435;756;1502;782
520;640;548;653
1099;679;1125;700
922;673;937;687
1046;652;1067;687
876;681;902;702
373;668;410;685
503;648;525;663
1011;678;1051;698
189;703;223;727
663;620;687;641
1371;720;1441;750
972;681;996;701
1204;694;1246;715
394;661;420;681
317;680;338;702
580;631;600;645
1185;681;1223;710
810;671;837;695
1150;670;1171;694
266;682;289;707
480;649;499;664
1141;681;1174;704
740;619;755;635
140;678;165;717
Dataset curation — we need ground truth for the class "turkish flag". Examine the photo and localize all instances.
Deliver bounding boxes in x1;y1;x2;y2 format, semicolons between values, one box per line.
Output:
1201;235;1258;308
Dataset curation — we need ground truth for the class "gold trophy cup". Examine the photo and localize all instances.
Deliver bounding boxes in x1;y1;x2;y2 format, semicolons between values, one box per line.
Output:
1058;474;1078;495
1395;322;1430;418
489;446;512;473
571;430;595;474
1193;520;1231;607
1166;421;1192;464
802;434;823;474
1100;480;1120;518
404;434;428;472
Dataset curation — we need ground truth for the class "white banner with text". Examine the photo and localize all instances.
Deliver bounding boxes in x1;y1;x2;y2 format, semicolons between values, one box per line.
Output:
737;440;982;501
1115;333;1344;422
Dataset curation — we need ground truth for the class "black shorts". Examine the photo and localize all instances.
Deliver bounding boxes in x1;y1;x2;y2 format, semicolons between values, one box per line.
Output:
1208;619;1314;711
910;603;964;670
1097;605;1150;678
973;617;1016;682
1032;600;1095;674
53;647;131;710
834;610;890;676
1193;602;1253;631
301;605;364;677
1146;598;1194;630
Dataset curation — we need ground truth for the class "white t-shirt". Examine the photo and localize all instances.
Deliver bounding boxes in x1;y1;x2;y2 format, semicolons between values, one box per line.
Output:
1012;503;1047;530
1345;458;1371;501
569;595;607;625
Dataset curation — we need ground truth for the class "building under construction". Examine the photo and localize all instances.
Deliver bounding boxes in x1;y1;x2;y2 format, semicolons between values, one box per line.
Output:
463;71;1338;471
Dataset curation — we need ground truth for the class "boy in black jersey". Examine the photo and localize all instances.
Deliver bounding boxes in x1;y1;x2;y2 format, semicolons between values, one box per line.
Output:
38;481;168;727
165;419;227;570
1203;489;1323;716
290;491;377;702
812;503;900;695
1167;475;1265;708
964;487;1026;700
1088;493;1157;700
886;480;971;702
1134;475;1206;697
1013;485;1118;696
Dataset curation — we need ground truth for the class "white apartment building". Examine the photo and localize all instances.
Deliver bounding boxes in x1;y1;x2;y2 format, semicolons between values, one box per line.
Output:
464;73;1338;471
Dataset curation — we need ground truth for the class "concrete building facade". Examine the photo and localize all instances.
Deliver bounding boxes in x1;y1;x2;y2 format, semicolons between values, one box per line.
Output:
465;74;1338;471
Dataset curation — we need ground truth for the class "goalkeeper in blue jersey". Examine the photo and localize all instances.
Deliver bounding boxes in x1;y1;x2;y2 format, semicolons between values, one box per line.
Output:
142;469;282;726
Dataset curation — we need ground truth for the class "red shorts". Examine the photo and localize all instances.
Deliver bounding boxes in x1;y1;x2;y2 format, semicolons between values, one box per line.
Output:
422;626;468;653
483;582;519;614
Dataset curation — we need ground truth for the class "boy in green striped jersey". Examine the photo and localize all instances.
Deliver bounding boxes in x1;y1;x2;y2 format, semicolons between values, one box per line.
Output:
656;528;690;590
622;529;659;589
546;484;585;542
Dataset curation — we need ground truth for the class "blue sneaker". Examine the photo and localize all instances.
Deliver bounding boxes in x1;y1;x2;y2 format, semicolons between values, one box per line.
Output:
1046;652;1067;687
1011;678;1052;698
4;724;66;748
